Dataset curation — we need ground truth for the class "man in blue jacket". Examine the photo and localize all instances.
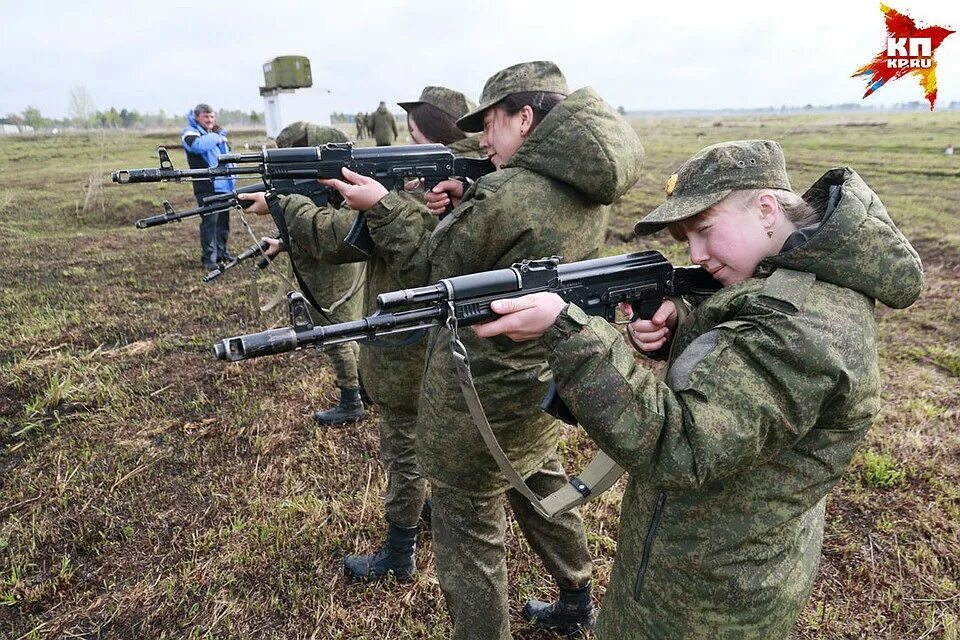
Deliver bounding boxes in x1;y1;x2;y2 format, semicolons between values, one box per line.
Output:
182;103;235;270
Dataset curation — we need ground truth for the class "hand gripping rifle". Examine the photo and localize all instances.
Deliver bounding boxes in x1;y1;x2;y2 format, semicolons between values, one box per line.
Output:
212;250;721;518
113;143;494;253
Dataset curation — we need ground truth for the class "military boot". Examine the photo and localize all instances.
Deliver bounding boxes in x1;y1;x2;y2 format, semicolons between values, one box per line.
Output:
522;582;595;638
343;522;417;581
313;387;364;425
420;496;433;526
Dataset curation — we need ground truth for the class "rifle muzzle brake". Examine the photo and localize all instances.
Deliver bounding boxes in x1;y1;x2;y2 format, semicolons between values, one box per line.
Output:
112;169;162;184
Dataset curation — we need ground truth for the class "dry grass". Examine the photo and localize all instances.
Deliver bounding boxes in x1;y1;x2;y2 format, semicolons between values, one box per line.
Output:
1;114;958;639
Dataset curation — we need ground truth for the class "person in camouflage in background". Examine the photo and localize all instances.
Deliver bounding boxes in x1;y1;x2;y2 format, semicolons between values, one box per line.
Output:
355;111;366;139
473;140;924;639
322;61;645;640
370;101;398;146
261;122;366;425
364;113;373;140
239;87;483;583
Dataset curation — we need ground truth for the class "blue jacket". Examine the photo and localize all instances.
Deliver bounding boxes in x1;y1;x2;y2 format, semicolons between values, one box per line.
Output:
181;110;235;194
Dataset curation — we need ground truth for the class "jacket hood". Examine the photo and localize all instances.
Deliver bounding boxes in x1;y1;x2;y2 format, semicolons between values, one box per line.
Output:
505;87;644;204
763;168;923;309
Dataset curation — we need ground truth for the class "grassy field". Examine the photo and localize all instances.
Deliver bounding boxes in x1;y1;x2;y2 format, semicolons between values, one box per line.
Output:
1;113;958;639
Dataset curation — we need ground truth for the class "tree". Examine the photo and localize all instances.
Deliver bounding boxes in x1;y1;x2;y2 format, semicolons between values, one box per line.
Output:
104;106;121;129
119;108;140;128
617;105;627;116
5;113;25;133
22;106;46;130
69;85;96;128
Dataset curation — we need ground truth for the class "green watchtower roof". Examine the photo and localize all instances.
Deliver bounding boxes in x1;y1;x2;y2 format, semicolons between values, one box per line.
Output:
260;56;312;95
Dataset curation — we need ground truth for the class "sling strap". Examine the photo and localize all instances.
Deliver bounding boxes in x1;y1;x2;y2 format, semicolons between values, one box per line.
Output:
448;297;690;519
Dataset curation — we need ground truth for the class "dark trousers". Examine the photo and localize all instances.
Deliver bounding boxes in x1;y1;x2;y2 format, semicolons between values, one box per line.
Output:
196;193;230;267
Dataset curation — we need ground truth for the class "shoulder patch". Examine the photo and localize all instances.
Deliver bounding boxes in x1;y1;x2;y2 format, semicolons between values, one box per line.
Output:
667;329;720;391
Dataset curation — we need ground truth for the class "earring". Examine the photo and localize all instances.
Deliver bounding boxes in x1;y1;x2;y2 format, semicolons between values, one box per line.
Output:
766;229;774;238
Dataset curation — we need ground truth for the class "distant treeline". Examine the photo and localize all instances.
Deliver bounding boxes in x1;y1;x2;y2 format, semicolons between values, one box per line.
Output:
1;107;265;133
4;99;958;134
329;111;406;124
625;101;960;118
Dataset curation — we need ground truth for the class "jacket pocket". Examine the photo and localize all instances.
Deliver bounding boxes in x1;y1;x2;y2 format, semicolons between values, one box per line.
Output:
634;490;667;601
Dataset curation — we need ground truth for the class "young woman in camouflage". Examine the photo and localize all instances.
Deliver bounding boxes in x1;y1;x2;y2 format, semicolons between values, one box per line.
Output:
264;122;366;425
240;87;484;584
473;140;923;639
322;61;645;640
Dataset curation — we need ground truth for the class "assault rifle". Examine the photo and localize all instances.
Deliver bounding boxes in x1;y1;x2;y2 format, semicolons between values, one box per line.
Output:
113;143;495;252
213;250;720;424
113;142;492;188
213;250;721;361
134;178;334;229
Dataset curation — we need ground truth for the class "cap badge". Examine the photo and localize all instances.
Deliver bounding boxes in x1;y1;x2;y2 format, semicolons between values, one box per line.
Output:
665;174;679;196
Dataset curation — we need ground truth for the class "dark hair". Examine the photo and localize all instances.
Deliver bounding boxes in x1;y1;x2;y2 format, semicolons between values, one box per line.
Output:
498;91;565;128
407;103;466;145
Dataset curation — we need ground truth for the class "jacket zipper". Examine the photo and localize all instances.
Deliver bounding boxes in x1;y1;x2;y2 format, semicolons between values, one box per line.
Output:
634;490;667;601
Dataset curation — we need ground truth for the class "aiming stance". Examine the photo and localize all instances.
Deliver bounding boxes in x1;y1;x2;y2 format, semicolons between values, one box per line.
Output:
474;140;923;639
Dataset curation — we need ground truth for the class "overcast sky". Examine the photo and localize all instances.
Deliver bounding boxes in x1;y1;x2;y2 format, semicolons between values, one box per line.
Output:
1;0;957;122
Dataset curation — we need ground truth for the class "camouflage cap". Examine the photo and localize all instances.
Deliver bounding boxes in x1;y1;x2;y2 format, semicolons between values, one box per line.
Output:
397;86;477;119
276;121;348;148
634;140;792;236
456;61;569;133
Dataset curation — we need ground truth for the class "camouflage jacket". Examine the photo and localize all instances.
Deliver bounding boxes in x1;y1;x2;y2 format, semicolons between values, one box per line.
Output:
370;106;398;145
274;137;484;408
364;87;645;494
445;134;482;156
542;168;923;638
277;195;433;410
286;236;363;326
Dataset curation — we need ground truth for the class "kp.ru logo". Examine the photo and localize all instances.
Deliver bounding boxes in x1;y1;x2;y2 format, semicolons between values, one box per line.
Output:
852;4;954;110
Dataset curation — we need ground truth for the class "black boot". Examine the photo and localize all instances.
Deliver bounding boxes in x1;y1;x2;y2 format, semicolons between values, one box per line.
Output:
522;582;596;638
313;387;364;425
420;496;433;526
343;522;417;581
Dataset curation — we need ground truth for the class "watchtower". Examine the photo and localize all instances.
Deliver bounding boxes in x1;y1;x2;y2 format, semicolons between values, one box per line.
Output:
260;56;313;138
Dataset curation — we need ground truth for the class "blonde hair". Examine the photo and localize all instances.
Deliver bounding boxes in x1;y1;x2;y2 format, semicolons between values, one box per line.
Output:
668;188;819;241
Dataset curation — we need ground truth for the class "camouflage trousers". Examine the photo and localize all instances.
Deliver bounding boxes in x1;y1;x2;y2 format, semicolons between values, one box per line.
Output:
432;455;594;640
378;403;427;527
325;341;360;390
